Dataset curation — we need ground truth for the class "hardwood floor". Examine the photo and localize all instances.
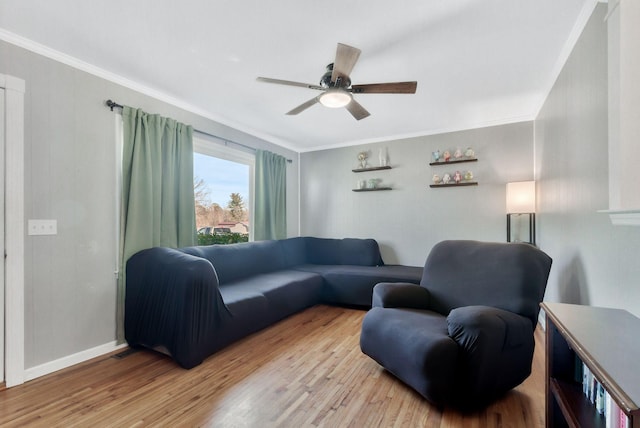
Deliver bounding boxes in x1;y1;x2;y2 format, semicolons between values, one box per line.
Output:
0;305;545;427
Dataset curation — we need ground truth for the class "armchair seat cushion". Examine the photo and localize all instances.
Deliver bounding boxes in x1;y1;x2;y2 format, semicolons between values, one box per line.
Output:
360;307;459;406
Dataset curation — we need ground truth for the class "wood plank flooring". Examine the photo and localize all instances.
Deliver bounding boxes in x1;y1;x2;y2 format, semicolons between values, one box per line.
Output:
0;305;545;427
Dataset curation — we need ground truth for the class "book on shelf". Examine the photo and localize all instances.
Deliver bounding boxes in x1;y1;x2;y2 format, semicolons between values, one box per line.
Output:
580;361;631;428
596;383;605;415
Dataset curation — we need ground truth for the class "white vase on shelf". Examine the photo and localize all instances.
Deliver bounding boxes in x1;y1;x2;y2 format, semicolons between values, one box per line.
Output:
379;147;389;167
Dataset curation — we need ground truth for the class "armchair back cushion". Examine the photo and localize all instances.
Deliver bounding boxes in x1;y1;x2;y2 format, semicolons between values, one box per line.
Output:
421;240;552;326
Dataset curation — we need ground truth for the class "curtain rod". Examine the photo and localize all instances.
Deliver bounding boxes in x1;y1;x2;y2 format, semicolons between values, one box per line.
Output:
105;100;292;163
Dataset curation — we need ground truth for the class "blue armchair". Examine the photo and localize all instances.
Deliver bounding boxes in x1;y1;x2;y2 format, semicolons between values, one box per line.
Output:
359;240;552;410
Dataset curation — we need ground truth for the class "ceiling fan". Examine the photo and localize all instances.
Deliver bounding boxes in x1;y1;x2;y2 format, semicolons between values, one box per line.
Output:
257;43;417;120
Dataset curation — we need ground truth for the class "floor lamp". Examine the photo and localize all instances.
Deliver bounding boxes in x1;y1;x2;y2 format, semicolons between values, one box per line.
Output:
506;181;536;246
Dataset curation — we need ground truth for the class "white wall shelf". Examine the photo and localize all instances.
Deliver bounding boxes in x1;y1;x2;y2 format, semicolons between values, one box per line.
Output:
352;166;392;173
599;209;640;226
429;182;478;188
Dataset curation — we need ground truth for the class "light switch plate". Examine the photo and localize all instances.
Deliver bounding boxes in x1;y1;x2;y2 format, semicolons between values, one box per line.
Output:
28;219;57;236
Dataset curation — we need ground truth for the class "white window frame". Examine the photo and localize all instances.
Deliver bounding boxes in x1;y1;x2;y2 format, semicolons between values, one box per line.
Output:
193;135;255;241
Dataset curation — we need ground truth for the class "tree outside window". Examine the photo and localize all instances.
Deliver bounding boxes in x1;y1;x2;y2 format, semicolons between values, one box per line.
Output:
193;137;253;245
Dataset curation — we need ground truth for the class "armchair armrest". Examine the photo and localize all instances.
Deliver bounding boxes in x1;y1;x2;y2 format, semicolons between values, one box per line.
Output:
372;282;430;309
446;305;535;408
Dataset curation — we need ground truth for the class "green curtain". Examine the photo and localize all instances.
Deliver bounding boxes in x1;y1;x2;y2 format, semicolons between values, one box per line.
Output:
116;106;196;342
254;149;287;241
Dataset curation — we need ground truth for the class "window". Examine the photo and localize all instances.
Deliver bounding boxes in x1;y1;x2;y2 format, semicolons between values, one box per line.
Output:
193;136;254;244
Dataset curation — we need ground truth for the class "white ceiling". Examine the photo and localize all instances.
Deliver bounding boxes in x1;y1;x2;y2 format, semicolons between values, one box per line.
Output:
0;0;598;152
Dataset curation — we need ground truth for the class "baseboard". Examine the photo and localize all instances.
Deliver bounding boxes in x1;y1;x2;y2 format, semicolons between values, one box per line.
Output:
538;308;546;331
24;341;128;383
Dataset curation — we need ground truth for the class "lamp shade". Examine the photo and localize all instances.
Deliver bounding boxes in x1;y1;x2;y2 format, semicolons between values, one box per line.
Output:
506;181;536;213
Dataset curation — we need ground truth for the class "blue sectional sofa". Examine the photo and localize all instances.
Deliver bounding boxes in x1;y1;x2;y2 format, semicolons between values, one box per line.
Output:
125;237;422;368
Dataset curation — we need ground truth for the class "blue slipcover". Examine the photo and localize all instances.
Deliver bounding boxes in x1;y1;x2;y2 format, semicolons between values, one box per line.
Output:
125;237;422;368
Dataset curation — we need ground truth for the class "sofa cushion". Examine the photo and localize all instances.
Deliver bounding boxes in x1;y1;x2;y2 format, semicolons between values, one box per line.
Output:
215;289;271;344
279;237;308;267
220;270;323;322
180;239;287;284
295;264;423;307
305;237;384;266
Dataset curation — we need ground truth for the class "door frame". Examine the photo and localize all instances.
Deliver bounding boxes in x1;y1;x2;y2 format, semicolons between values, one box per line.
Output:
1;74;25;387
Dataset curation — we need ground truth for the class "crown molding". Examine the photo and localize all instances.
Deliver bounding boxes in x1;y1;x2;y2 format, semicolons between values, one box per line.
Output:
0;28;299;152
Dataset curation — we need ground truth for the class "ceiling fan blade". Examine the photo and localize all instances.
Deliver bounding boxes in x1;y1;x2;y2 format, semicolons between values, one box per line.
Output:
257;77;324;91
351;81;418;94
345;99;370;121
286;97;320;115
331;43;361;83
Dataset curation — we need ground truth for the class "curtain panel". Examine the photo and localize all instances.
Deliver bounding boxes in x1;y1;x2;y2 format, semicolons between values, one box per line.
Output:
116;106;196;342
254;150;287;241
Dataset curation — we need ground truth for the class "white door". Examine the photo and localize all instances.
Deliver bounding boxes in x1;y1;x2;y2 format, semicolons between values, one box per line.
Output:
0;87;5;384
2;74;25;387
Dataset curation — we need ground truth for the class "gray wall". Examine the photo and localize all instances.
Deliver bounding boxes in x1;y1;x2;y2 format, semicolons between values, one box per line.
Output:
300;122;534;267
0;40;299;369
535;4;640;317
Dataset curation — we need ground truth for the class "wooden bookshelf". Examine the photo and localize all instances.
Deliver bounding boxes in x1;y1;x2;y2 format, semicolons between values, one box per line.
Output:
542;302;640;428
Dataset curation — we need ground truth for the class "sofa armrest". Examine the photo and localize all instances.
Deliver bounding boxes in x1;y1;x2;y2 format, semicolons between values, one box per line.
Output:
446;305;535;408
125;247;230;368
372;282;430;309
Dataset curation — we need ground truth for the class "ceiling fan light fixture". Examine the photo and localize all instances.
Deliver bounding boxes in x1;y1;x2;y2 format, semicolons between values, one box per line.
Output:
319;88;352;108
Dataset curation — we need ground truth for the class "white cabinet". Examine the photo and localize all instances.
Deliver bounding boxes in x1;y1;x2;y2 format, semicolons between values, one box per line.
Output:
606;0;640;225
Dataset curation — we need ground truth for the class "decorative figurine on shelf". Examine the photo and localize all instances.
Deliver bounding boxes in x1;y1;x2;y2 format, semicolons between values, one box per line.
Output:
443;150;451;162
357;151;368;169
454;170;462;184
432;174;442;185
432;150;441;163
464;147;475;158
464;170;474;181
367;178;378;189
454;148;463;159
442;173;452;184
